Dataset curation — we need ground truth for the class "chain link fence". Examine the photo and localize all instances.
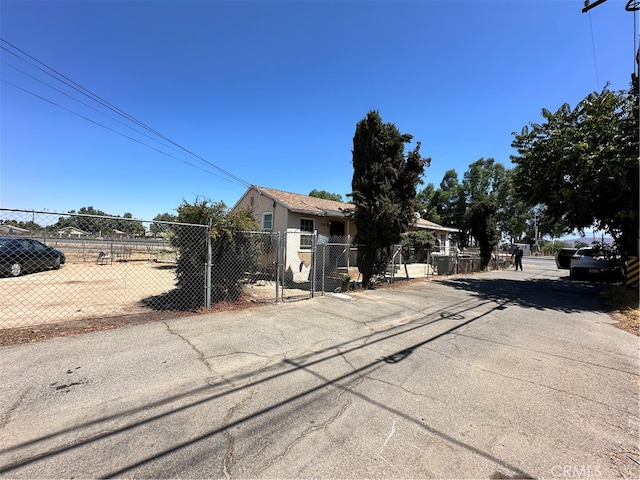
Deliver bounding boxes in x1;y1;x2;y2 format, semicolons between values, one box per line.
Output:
0;208;212;329
1;208;496;331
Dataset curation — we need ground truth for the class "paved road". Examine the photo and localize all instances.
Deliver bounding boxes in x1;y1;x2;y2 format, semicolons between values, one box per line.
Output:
1;262;638;479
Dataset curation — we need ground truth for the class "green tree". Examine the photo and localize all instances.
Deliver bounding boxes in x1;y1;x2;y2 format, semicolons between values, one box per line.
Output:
76;206;110;234
415;183;441;224
117;212;145;236
151;212;178;235
172;198;258;309
308;189;343;202
463;158;504;203
438;170;467;231
494;169;530;243
350;110;429;287
3;220;42;231
461;159;499;248
511;88;639;257
468;200;499;269
50;206;110;234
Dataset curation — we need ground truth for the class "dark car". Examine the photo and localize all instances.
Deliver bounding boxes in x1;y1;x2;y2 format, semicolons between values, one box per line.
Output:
0;237;65;277
555;248;577;269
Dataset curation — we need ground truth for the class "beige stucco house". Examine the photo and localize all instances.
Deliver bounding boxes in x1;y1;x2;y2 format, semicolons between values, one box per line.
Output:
0;224;30;236
232;185;460;283
413;218;459;255
231;186;357;283
56;226;91;237
231;186;357;240
231;185;458;253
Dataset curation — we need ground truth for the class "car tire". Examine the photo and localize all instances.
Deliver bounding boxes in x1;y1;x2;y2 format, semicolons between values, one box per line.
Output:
53;257;61;270
569;268;578;280
10;262;22;277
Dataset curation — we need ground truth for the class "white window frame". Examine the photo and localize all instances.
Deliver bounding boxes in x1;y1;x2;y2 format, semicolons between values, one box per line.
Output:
300;218;314;250
262;212;273;231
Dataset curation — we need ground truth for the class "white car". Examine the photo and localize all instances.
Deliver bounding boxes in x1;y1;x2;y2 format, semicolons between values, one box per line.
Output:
569;247;622;280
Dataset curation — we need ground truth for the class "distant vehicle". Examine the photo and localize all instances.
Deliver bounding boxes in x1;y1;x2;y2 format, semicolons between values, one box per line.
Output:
0;237;65;277
555;248;577;269
569;247;622;280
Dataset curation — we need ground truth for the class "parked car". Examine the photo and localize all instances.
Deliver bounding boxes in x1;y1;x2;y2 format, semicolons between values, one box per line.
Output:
555;248;577;269
0;237;65;277
569;247;622;280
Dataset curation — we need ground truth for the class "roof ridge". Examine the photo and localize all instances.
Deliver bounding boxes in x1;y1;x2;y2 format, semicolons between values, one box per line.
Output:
254;185;351;207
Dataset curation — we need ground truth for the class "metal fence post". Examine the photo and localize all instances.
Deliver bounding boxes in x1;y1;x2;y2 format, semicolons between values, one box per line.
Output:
311;232;317;297
321;242;326;296
275;232;280;303
205;219;212;310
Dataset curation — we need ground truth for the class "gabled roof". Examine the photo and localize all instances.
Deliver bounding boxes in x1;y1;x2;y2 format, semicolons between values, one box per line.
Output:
58;226;91;235
237;185;458;232
414;218;459;233
0;224;29;233
251;186;354;217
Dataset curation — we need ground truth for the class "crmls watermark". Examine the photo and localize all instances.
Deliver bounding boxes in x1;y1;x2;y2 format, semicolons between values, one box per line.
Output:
551;465;603;478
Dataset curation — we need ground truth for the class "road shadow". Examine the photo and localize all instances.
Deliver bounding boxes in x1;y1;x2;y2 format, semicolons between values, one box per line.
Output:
436;276;609;314
0;293;536;479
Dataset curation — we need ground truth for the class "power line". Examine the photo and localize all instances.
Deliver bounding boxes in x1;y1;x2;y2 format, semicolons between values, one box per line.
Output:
1;78;240;185
588;12;601;91
2;59;197;162
0;38;252;189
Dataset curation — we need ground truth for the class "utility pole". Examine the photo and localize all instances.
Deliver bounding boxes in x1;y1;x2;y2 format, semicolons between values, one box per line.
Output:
534;213;540;254
582;0;640;95
582;0;608;13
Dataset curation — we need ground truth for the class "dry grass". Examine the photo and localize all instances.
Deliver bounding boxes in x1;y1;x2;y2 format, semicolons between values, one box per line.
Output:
602;284;640;336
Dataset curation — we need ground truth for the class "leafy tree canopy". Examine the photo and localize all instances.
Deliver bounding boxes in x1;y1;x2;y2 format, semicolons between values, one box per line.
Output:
151;212;178;234
468;200;499;269
51;206;145;235
2;220;42;231
308;189;343;202
511;88;639;256
418;159;526;253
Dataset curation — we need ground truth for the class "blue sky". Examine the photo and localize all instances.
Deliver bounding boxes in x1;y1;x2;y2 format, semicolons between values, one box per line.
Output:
1;0;637;223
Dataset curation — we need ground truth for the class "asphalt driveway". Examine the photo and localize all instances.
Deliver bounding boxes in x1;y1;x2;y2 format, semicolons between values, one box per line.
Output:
0;261;638;479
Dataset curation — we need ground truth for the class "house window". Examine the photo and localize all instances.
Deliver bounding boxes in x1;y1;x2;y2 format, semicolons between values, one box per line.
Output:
300;218;314;249
262;212;273;231
250;196;255;207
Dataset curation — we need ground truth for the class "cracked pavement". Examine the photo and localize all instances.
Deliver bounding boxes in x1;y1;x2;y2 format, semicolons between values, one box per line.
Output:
0;260;638;479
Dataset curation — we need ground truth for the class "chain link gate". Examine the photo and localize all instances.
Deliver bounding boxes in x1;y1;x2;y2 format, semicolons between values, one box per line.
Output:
280;231;316;301
316;235;358;294
225;231;280;305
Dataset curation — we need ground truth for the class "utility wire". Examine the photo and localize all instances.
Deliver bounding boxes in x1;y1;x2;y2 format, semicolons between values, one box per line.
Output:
2;79;239;185
588;12;601;91
2;59;196;162
0;38;252;188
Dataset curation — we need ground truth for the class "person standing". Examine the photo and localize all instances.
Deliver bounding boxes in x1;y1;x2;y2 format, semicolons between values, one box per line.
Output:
513;246;524;271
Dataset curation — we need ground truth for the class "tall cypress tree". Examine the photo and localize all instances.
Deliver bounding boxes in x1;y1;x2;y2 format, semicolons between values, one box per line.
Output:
350;110;429;287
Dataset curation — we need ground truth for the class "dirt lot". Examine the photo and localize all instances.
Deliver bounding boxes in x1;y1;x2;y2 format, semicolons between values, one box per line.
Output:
0;259;279;330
